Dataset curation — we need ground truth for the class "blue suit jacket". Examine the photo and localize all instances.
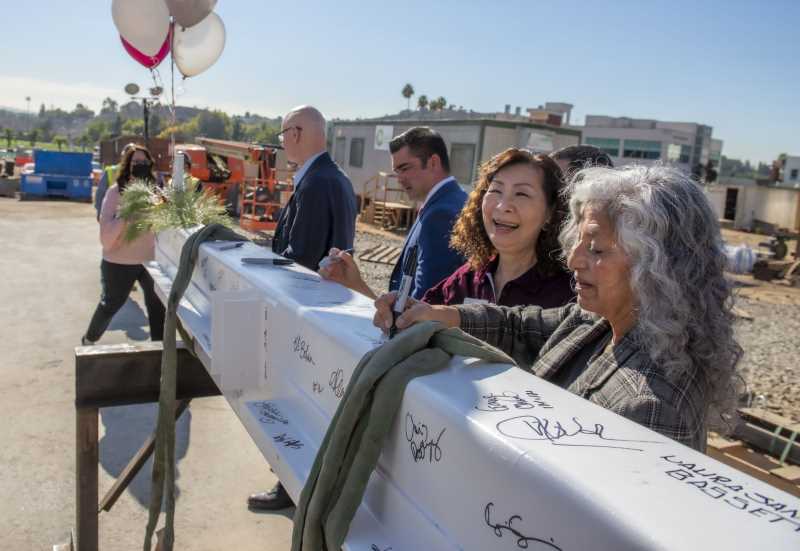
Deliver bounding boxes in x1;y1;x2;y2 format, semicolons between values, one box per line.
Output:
389;178;467;299
272;152;357;270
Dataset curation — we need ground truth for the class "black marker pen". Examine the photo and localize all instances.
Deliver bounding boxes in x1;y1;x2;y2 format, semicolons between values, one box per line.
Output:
241;257;294;266
389;245;418;339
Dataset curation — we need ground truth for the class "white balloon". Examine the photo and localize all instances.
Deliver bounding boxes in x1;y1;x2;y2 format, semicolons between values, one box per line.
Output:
165;0;218;29
172;12;226;78
111;0;171;57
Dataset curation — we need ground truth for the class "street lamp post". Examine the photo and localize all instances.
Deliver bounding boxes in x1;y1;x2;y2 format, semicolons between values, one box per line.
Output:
25;96;31;133
124;83;162;149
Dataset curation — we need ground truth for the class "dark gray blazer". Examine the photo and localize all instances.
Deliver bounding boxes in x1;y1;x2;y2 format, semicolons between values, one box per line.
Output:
272;152;357;271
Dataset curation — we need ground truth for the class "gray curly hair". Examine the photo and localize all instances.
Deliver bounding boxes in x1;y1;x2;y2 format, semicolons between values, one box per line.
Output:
559;164;742;428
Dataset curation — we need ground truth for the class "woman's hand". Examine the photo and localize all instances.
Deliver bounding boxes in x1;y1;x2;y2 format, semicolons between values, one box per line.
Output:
373;292;461;334
319;248;375;298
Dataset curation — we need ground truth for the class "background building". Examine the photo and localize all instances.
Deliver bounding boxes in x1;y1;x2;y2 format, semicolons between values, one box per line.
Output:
577;115;716;173
782;155;800;188
328;106;580;197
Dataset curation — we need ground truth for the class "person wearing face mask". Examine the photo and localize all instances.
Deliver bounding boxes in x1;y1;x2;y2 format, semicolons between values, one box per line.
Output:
81;145;165;346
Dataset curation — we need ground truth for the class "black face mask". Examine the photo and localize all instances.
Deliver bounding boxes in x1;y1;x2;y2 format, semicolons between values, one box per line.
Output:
130;162;151;179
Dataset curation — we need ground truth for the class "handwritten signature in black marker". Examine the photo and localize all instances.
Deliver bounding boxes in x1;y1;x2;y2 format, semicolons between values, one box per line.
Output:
405;413;445;463
329;368;345;398
484;502;561;550
273;432;303;449
292;335;315;366
257;402;288;425
496;415;659;451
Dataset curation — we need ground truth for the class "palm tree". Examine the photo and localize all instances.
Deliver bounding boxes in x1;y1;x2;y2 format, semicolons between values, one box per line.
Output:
54;136;66;151
401;83;415;110
433;96;447;111
77;134;90;152
28;129;39;148
417;95;429;110
3;129;9;148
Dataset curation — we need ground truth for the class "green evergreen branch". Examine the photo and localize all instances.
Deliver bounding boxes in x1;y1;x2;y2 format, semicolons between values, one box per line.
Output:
118;178;232;242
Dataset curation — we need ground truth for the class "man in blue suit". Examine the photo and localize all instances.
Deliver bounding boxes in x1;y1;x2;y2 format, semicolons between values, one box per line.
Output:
271;105;357;271
249;105;357;512
386;127;467;298
320;127;467;301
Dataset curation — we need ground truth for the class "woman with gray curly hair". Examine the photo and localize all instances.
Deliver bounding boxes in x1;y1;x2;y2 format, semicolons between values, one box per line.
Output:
372;164;742;451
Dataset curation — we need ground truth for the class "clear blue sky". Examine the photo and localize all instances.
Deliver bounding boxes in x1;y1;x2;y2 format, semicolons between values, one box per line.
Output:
2;0;797;164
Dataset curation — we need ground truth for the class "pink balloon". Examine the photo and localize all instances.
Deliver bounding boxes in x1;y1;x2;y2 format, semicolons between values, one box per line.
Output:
121;30;171;69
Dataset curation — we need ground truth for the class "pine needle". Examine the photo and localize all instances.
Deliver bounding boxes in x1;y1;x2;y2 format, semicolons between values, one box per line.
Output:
118;178;232;242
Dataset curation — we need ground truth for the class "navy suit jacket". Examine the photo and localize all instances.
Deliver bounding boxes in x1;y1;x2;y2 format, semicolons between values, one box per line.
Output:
272;152;357;271
389;178;467;299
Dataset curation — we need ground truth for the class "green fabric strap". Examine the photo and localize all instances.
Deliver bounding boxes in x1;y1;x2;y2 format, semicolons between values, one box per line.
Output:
291;320;515;551
143;224;246;551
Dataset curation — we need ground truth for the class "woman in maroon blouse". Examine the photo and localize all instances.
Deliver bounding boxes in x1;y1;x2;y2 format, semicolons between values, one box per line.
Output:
422;148;574;308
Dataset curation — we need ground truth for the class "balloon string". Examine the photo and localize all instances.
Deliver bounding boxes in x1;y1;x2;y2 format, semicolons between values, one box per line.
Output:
169;20;177;137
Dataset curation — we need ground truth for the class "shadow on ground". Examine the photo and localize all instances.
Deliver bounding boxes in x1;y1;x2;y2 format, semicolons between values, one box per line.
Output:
106;297;150;341
99;403;192;507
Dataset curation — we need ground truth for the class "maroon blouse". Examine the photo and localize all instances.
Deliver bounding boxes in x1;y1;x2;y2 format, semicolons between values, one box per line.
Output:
421;256;575;308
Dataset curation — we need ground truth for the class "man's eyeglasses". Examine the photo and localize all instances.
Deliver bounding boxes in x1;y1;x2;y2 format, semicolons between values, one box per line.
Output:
277;126;302;144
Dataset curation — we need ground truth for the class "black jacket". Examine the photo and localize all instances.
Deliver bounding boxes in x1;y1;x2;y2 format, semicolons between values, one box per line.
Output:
272;152;357;270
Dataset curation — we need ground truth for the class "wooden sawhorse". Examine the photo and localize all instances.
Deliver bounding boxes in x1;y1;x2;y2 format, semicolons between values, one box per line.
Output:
74;342;220;551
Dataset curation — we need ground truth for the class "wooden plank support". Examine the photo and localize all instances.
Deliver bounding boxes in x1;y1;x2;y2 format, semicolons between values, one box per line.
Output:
74;342;221;551
75;341;220;409
76;407;98;551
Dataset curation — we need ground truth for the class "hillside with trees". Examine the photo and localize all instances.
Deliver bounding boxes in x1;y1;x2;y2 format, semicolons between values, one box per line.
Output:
0;99;282;151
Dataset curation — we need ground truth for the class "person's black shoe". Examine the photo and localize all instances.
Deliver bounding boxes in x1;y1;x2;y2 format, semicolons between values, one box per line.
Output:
247;482;293;511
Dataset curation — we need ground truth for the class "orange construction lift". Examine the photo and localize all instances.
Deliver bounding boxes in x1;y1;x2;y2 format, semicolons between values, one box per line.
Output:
173;138;293;232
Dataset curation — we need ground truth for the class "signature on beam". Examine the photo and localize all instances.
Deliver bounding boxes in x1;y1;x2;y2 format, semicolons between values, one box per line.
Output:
475;390;553;412
484;502;562;550
329;368;345;398
405;413;445;463
273;432;303;449
496;415;659;451
256;402;289;425
292;335;316;366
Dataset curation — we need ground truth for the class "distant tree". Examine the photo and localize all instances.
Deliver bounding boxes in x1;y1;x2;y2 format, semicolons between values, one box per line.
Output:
196;110;230;139
36;118;54;142
429;96;447;111
85;119;111;142
4;128;11;148
101;97;119;115
38;103;46;117
417;95;429;110
149;112;163;137
73;103;94;119
54;135;67;151
122;118;144;135
231;116;244;141
16;129;25;143
402;83;415;110
29;129;39;147
77;134;91;152
112;114;123;136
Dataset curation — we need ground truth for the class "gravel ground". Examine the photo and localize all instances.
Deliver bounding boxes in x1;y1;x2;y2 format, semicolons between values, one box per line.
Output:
733;297;800;422
353;226;404;294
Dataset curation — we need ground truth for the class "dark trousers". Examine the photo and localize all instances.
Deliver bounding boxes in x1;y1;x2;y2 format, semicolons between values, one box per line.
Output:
85;260;166;342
